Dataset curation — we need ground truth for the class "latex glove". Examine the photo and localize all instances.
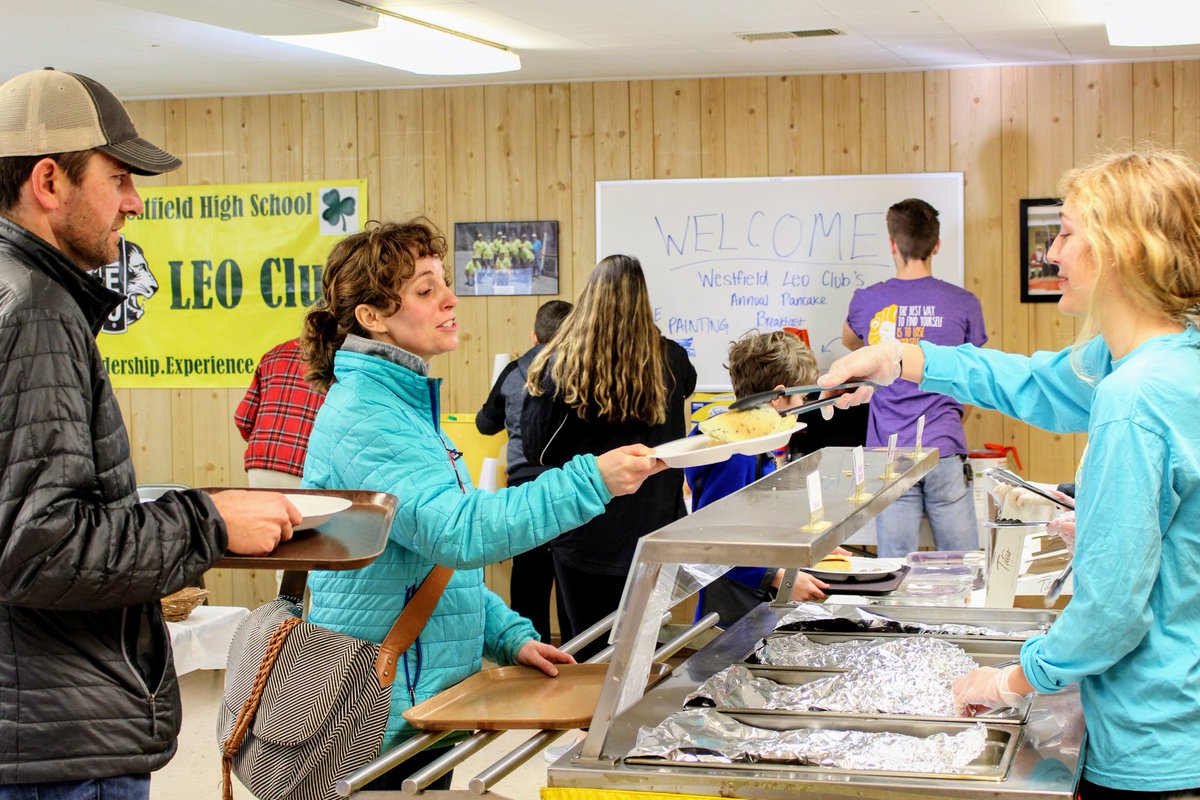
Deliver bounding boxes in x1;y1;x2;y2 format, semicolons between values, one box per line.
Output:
992;484;1056;522
953;665;1031;715
816;340;903;419
1046;511;1076;553
516;639;576;677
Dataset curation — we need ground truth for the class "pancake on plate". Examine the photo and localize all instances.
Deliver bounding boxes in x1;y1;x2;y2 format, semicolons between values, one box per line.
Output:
698;407;794;443
813;554;853;572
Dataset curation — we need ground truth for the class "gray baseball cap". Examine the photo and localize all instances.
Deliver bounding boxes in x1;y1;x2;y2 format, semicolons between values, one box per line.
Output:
0;68;181;175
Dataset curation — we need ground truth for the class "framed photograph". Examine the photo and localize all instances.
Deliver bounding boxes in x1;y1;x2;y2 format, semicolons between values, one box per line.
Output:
1020;198;1064;303
453;220;559;296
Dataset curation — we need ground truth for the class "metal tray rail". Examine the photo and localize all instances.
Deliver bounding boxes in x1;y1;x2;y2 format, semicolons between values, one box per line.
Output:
757;630;1027;655
772;609;1056;642
623;714;1020;782
751;635;1024;665
832;603;1059;628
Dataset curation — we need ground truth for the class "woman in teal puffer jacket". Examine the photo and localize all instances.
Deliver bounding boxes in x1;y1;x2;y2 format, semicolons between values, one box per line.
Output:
299;218;664;792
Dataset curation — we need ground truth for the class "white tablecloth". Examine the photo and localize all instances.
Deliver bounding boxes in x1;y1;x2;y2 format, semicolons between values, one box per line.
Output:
167;605;249;675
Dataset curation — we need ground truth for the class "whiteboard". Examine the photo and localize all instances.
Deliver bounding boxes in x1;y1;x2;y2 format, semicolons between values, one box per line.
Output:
597;173;964;390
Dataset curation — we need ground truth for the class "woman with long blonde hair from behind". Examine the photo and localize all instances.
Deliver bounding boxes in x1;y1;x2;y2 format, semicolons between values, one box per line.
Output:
524;254;696;660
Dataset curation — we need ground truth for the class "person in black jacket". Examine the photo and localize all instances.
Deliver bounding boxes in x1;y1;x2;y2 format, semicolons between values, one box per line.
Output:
476;299;573;643
0;69;299;797
523;254;697;660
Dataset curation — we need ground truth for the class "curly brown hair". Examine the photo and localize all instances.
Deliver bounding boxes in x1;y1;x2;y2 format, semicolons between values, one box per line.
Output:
301;218;448;392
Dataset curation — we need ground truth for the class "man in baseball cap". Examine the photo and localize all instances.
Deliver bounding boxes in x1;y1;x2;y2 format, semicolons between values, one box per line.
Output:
0;69;300;797
0;68;180;174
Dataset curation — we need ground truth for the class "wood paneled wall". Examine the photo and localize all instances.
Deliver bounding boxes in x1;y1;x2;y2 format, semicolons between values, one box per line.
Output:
120;61;1200;605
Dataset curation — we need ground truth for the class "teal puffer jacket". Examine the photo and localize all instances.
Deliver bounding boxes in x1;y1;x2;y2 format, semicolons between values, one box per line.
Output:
303;337;611;752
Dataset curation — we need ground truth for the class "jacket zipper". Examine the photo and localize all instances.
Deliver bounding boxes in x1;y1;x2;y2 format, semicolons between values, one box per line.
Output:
120;606;166;737
429;377;468;492
402;584;418;704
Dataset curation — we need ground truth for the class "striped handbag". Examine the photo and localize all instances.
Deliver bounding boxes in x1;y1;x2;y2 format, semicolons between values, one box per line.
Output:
218;566;452;800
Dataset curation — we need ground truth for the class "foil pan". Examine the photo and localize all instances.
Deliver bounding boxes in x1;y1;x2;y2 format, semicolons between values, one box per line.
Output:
624;708;1015;781
689;661;1026;724
689;656;963;717
754;629;975;674
702;636;975;716
775;603;1050;639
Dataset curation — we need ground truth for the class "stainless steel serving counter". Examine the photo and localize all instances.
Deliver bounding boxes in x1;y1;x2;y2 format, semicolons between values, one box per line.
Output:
550;446;1085;798
577;446;941;760
550;603;1084;799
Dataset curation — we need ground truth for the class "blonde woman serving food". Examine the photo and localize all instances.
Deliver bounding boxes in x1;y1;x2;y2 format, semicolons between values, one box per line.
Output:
818;151;1200;797
299;220;664;791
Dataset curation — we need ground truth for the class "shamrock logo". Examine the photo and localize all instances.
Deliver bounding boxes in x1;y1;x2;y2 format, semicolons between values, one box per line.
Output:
321;189;357;232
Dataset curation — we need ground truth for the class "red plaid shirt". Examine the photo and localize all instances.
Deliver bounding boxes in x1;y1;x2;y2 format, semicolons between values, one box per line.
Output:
235;339;324;476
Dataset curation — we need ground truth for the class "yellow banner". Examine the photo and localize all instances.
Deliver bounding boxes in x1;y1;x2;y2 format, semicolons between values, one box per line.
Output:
91;179;367;388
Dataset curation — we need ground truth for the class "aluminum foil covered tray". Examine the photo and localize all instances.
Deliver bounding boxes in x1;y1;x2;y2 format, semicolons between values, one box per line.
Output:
624;708;1018;781
705;635;1028;723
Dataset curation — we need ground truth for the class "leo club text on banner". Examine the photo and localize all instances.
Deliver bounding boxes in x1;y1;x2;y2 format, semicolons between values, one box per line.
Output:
91;179;367;389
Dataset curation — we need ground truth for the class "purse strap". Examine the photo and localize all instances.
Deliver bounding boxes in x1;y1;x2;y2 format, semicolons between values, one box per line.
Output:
375;564;453;687
222;615;302;800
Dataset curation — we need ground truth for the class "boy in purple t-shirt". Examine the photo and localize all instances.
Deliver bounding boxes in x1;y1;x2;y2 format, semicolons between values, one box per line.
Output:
843;198;987;557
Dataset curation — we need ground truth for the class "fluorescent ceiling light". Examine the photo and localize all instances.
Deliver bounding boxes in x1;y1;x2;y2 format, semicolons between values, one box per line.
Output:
1104;0;1200;46
269;9;521;76
103;0;379;36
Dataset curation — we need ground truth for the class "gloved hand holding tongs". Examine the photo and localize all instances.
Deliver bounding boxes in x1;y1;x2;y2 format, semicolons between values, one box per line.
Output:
724;379;877;417
813;339;905;418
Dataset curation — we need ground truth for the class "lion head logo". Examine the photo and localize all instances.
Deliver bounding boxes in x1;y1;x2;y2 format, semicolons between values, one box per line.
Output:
91;237;159;334
867;304;898;345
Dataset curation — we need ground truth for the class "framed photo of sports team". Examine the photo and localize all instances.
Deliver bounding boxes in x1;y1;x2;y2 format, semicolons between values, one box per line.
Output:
1020;198;1064;303
453;220;559;297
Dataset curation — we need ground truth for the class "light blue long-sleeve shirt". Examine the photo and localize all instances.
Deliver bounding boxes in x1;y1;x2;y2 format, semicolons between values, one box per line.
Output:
921;328;1200;791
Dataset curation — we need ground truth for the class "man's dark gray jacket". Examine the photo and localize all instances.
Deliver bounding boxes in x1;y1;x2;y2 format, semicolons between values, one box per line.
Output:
0;217;227;783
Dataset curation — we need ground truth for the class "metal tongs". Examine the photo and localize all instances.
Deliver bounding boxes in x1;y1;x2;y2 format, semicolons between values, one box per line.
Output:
986;468;1075;607
985;467;1074;511
726;380;876;412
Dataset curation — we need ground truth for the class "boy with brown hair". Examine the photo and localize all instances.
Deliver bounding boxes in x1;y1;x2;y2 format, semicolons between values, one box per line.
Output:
687;330;846;626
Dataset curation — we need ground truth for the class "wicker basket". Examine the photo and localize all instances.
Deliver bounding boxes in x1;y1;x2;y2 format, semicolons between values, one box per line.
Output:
161;587;209;622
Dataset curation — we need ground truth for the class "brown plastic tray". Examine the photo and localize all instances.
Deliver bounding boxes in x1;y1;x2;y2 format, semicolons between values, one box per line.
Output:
207;487;397;571
404;661;672;731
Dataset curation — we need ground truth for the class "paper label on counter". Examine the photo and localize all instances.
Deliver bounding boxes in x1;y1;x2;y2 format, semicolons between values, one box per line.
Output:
915;415;926;455
852;445;866;490
984;525;1026;608
887;433;898;471
806;470;823;515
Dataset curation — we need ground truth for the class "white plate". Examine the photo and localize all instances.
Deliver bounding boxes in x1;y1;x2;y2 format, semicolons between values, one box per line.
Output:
800;556;905;581
284;494;354;531
652;423;805;469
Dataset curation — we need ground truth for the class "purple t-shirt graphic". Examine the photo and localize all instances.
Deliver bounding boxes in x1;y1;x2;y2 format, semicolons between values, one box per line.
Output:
846;276;987;454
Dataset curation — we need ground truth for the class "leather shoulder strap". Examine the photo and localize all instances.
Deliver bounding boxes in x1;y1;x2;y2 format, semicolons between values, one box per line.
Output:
375;565;453;687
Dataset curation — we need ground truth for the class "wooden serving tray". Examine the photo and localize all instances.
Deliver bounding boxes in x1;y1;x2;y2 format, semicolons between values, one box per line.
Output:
404;662;672;731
